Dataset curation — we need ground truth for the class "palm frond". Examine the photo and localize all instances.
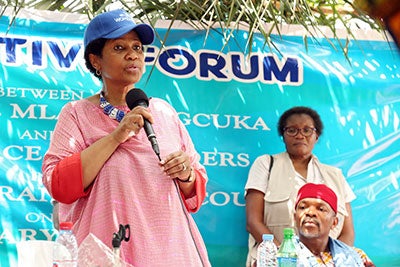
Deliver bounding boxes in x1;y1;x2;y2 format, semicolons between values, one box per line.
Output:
3;0;385;58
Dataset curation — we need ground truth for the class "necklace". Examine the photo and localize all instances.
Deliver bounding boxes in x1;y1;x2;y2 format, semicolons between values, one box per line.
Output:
99;92;125;122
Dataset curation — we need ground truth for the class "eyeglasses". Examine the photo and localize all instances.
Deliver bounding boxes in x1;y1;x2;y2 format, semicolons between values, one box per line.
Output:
283;127;317;137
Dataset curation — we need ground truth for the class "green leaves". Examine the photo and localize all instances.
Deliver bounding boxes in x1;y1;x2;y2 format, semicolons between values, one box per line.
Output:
4;0;383;58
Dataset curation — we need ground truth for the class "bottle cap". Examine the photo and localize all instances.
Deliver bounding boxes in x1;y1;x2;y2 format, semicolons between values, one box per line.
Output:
59;221;73;230
262;234;274;241
283;228;294;238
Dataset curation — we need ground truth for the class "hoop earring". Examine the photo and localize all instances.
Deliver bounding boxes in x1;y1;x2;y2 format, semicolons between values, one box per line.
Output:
96;69;101;76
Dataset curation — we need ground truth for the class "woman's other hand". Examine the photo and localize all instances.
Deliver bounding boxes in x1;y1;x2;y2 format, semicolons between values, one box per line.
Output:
160;150;192;181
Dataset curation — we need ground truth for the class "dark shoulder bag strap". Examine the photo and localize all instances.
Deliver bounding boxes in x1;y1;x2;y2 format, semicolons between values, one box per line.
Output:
268;155;274;181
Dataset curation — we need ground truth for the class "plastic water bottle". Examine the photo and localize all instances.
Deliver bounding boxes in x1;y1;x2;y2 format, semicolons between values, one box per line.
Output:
53;221;78;267
277;228;297;267
257;234;278;267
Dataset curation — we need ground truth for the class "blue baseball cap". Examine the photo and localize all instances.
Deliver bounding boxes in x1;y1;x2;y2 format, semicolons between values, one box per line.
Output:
83;9;155;48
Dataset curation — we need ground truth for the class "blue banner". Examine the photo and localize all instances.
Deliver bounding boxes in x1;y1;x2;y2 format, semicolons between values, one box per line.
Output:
0;9;399;267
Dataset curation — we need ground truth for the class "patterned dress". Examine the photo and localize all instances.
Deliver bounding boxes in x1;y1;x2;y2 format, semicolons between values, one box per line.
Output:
42;97;210;267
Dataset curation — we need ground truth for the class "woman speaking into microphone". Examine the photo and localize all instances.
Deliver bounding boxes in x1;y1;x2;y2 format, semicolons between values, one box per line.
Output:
42;9;210;267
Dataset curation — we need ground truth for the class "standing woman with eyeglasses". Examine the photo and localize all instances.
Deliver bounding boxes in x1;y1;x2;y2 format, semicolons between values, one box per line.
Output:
244;106;356;267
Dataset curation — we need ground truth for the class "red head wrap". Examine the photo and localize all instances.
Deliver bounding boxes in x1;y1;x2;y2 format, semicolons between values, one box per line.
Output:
295;183;338;213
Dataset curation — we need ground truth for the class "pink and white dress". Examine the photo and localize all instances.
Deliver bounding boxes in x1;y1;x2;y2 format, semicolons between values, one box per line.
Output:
42;96;210;267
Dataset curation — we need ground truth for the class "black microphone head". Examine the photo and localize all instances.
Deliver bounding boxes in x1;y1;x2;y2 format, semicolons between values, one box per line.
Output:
126;88;149;110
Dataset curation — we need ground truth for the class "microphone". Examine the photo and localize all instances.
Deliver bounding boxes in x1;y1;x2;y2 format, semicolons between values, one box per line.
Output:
125;88;161;161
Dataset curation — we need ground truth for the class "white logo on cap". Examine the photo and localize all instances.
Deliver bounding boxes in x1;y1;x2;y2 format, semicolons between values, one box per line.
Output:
114;13;134;23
